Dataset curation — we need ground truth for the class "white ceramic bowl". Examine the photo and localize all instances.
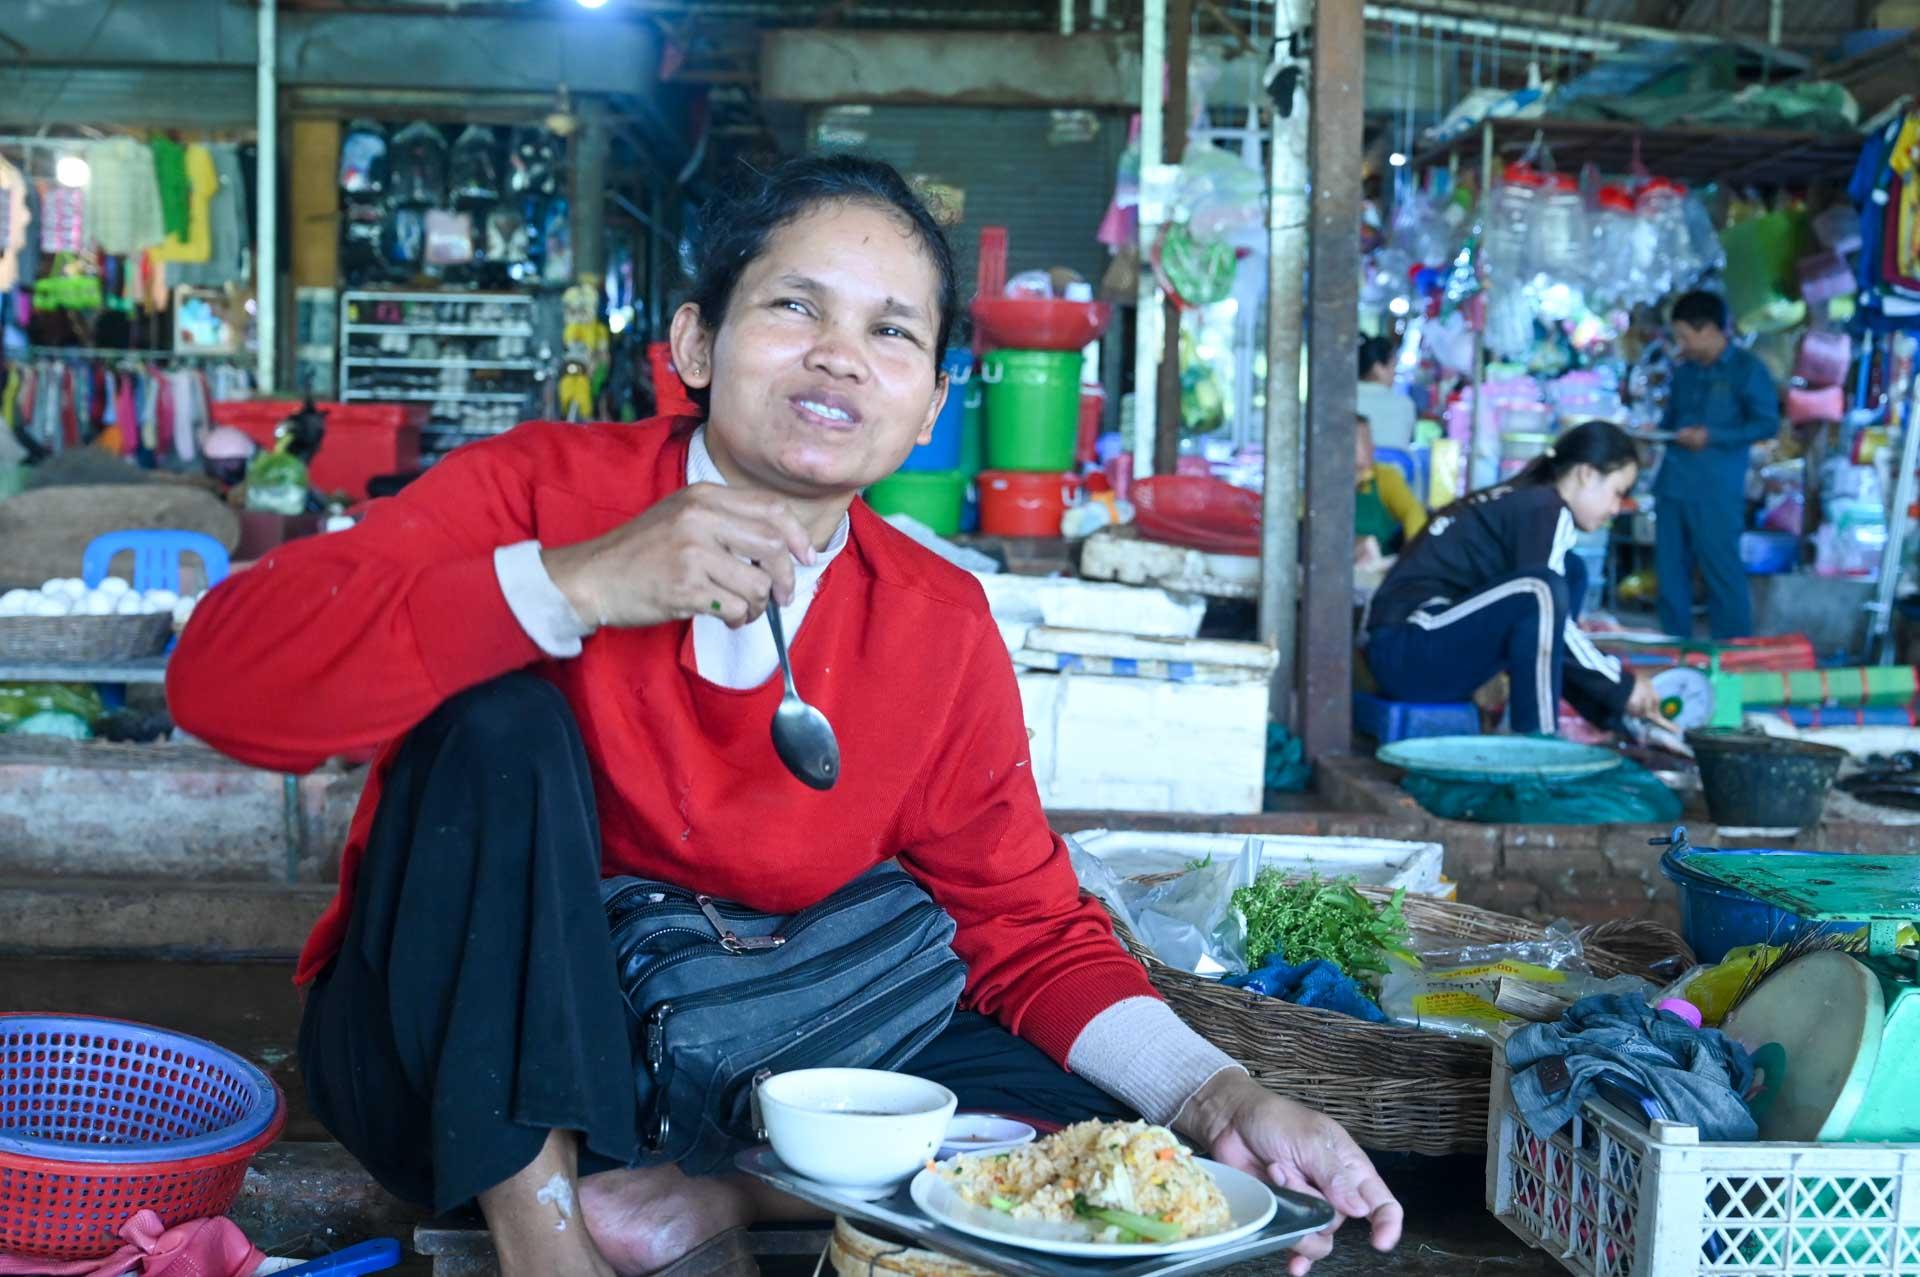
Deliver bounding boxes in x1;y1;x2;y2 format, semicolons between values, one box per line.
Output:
758;1068;957;1193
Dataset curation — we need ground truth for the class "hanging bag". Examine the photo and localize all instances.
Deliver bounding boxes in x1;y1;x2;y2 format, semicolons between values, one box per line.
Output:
601;862;966;1174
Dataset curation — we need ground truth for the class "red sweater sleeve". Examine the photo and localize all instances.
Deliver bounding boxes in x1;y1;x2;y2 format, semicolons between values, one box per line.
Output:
167;429;550;773
898;620;1158;1066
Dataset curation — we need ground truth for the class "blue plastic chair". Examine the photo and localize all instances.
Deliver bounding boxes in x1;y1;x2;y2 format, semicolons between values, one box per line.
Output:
1373;446;1417;488
82;530;230;593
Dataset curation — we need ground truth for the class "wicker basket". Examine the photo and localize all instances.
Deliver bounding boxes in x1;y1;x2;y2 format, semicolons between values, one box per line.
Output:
0;613;172;663
1108;885;1693;1156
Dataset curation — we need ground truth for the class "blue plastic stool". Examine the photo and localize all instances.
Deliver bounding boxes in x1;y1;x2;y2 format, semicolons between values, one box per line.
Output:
1353;691;1479;743
82;529;230;593
1373;446;1416;487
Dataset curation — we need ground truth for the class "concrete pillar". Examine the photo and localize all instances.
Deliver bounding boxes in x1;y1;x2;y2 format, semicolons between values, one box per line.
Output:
570;99;611;284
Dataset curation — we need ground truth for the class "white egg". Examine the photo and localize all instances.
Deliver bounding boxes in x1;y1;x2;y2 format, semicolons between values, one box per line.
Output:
80;593;115;615
42;578;84;598
0;588;32;608
96;577;131;597
172;596;197;627
0;597;28;618
142;588;179;612
115;594;146;615
32;596;71;617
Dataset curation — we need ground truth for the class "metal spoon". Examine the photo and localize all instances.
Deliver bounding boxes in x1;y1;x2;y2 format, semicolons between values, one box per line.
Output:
765;598;840;790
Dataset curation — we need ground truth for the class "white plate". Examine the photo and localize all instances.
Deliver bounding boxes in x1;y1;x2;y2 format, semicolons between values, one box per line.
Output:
939;1114;1037;1158
908;1157;1277;1258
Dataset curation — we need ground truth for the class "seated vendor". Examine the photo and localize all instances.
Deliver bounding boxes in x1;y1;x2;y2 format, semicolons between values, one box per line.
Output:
168;156;1401;1277
1354;415;1425;564
1363;421;1675;738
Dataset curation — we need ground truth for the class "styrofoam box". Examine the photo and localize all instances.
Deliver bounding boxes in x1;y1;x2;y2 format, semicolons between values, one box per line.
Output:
977;573;1206;640
1019;673;1264;813
1069;830;1445;896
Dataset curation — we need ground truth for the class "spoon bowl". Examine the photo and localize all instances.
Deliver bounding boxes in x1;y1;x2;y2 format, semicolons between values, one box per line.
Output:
766;600;840;790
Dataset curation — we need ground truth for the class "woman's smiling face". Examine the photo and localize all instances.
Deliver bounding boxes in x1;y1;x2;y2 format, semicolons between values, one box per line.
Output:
675;199;948;500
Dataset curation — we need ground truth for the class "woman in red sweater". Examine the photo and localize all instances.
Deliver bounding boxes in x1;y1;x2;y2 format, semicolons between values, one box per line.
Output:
168;156;1399;1277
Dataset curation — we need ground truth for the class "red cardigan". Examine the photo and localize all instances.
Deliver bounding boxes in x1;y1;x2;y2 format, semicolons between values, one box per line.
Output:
167;419;1157;1065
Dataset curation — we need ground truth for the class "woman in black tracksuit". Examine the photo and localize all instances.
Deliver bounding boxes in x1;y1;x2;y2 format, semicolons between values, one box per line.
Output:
1365;421;1672;736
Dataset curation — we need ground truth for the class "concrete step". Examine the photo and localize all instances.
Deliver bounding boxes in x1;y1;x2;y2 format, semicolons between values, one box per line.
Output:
0;879;330;960
0;736;362;883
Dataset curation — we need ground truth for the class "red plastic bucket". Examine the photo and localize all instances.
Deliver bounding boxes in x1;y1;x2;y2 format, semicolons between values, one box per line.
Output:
978;470;1077;537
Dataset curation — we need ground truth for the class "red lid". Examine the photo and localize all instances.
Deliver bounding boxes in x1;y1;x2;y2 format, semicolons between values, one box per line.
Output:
1501;162;1547;187
1597;185;1636;213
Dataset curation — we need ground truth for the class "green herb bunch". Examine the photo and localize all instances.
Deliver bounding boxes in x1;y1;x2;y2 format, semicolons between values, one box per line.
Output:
1230;870;1413;981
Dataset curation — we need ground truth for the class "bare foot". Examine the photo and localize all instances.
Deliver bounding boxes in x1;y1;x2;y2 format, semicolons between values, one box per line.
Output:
578;1164;753;1277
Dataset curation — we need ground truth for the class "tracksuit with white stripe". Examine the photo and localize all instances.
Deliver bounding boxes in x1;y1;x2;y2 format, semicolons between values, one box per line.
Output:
1364;482;1632;735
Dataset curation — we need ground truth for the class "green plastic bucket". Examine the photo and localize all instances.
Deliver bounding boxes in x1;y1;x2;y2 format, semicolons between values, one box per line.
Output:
983;349;1080;472
864;469;968;537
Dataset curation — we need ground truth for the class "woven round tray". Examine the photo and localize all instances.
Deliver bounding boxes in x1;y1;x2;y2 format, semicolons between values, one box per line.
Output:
1108;884;1693;1156
828;1217;992;1277
0;612;172;663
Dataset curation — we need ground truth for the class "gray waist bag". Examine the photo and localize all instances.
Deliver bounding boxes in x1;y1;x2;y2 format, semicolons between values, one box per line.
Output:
601;862;966;1174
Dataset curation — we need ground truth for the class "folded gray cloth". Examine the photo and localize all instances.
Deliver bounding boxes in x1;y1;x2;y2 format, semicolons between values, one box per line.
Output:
1507;994;1757;1141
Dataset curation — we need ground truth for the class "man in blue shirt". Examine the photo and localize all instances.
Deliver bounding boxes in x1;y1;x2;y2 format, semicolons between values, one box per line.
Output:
1656;291;1780;638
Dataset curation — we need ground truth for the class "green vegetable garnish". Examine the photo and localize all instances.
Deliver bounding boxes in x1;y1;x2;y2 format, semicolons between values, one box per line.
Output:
990;1195;1016;1213
1230;871;1413;979
1073;1195;1184;1243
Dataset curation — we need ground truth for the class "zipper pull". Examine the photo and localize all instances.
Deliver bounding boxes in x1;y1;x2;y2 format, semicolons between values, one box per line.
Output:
645;1003;670;1072
697;895;785;954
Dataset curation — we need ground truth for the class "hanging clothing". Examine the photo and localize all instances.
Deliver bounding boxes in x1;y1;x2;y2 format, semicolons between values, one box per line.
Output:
90;138;166;256
149;136;191;242
152;144;214;264
0;158;28;292
38;182;85;256
168;145;246;287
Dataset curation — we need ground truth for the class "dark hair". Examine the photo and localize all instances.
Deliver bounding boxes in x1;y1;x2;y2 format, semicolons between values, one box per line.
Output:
681;155;959;409
1359;335;1396;380
1512;420;1643;488
1670;290;1729;332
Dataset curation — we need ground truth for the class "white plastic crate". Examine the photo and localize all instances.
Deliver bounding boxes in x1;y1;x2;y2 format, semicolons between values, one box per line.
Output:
1487;1046;1920;1277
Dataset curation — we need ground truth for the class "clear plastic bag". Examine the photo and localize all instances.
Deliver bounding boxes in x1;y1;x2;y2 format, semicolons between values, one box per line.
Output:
1526;174;1587;290
1067;836;1255;977
448;126;501;204
1479;164;1542;285
1379;922;1655;1042
387;121;449;206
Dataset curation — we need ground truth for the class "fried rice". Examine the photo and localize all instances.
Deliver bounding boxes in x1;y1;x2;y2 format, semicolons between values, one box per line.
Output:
937;1119;1233;1243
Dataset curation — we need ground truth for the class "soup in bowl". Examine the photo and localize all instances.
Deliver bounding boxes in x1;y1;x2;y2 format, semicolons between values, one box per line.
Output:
757;1068;957;1193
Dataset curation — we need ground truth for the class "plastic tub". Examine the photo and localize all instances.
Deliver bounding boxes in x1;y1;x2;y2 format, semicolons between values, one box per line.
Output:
1685;728;1846;828
1739;530;1798;574
1659;845;1842;962
210;399;424;501
977;470;1075;537
982;350;1081;471
863;469;968;537
898;349;973;473
1130;475;1261;555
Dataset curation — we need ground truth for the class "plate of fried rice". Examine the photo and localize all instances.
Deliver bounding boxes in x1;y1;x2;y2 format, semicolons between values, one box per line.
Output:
909;1119;1277;1257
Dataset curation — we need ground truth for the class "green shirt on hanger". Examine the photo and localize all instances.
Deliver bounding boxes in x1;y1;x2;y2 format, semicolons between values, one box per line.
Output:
149;136;191;241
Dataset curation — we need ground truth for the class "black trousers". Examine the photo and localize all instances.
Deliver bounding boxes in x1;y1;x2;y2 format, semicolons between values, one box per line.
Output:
299;675;1131;1215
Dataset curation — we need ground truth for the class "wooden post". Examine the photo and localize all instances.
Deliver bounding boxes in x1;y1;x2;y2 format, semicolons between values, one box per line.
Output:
1297;0;1365;763
1154;0;1193;479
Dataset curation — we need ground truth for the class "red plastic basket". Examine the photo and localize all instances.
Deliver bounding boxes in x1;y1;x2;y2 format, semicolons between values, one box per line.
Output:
0;1014;286;1260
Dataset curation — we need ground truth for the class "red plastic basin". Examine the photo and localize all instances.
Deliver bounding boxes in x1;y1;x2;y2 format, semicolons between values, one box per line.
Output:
971;298;1112;352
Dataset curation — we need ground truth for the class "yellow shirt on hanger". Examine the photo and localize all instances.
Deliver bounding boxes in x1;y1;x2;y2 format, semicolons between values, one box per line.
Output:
151;145;216;264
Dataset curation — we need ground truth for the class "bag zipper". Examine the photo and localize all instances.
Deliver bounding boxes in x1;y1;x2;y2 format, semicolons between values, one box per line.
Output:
718;959;964;1135
642;904;941;1072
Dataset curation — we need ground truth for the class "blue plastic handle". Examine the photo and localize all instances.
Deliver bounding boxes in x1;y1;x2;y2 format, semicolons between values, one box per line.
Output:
270;1239;403;1275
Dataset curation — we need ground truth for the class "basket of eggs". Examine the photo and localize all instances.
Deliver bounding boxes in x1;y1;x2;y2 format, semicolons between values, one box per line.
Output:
0;578;201;663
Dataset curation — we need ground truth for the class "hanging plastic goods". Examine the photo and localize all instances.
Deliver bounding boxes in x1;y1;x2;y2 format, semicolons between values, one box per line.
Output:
338;120;388;195
1525;173;1587;291
1636;178;1694;298
1378;925;1655;1043
1585;185;1643;308
386;121;449;207
1479;163;1547;286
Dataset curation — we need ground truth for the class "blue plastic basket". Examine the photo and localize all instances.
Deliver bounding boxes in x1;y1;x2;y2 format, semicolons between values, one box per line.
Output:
0;1014;280;1164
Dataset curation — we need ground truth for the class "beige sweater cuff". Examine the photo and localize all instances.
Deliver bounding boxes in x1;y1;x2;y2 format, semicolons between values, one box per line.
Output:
1064;996;1245;1127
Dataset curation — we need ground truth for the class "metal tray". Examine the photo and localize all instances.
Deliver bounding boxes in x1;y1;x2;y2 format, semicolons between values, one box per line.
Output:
736;1147;1334;1277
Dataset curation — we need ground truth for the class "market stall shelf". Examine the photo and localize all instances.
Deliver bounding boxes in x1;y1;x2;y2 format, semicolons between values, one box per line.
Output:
1413;118;1863;191
0;656;166;685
